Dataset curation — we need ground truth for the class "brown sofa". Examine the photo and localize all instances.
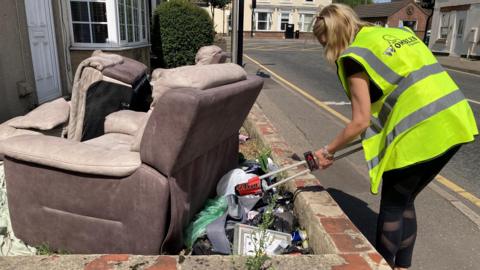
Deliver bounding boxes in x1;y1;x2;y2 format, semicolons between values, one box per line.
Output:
2;75;263;254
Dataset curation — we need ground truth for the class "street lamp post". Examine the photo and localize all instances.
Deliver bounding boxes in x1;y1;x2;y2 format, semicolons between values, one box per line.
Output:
231;0;244;66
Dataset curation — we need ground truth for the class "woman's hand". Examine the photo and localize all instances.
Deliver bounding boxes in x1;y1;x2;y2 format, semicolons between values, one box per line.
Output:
315;148;334;169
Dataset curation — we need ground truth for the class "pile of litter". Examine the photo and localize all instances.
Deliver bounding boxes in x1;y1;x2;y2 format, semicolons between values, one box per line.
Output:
184;158;312;256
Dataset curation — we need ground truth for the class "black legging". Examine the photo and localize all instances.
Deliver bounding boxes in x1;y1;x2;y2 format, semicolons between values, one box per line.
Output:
376;145;460;268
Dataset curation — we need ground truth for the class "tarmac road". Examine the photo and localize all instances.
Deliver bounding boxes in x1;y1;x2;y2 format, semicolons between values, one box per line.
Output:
242;39;480;270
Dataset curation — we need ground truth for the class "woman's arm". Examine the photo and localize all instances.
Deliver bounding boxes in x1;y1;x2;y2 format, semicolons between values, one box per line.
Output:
315;71;371;168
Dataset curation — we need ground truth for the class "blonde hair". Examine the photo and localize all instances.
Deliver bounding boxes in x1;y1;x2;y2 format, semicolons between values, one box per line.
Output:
313;4;372;64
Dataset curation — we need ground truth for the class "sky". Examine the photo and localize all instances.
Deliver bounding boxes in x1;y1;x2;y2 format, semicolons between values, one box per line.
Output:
374;0;391;3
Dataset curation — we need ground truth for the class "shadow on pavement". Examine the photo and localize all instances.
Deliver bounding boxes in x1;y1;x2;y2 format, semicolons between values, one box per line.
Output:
326;188;378;245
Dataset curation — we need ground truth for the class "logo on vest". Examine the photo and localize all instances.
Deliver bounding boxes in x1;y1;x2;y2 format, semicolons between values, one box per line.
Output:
382;34;420;56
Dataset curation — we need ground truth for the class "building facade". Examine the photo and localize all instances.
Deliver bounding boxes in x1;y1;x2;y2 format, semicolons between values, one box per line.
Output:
0;0;151;123
209;0;331;39
429;0;480;58
354;0;431;40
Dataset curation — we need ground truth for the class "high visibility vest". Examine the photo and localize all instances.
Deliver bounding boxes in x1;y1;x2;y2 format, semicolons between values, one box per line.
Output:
336;26;478;194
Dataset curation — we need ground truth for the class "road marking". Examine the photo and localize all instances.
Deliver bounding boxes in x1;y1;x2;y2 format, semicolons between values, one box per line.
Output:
467;98;480;105
436;175;480;207
324;101;351;105
429;183;480;229
244;54;350;124
446;67;480;78
245;53;480;209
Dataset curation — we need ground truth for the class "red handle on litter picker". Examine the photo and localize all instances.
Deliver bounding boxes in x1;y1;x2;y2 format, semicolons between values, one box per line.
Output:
234;176;263;196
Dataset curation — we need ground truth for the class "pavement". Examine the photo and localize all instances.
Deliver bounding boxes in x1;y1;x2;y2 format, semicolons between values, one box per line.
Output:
241;38;480;270
436;55;480;75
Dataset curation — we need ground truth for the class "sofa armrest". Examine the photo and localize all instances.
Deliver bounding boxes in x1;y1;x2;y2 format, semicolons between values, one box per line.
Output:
104;110;147;136
2;135;141;177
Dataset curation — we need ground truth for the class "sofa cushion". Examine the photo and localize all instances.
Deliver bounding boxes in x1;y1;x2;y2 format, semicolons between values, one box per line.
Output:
8;98;70;130
2;135;141;177
130;109;152;152
195;45;223;65
151;63;247;106
84;133;135;152
104;110;147;136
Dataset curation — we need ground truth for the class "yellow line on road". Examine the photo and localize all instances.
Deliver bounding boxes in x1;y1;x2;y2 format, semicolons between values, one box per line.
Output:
244;54;350;124
436;175;480;207
245;53;480;208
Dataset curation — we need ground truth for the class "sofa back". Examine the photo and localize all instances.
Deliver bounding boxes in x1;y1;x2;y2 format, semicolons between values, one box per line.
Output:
140;75;263;176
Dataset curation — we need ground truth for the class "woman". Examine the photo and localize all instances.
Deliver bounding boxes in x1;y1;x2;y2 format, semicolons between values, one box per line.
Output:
312;4;478;270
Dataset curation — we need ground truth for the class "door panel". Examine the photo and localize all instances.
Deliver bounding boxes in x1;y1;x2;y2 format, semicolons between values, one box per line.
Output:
453;11;467;56
25;0;61;103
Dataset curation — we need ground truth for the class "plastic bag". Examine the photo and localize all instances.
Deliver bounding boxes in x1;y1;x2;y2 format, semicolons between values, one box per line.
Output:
184;196;228;249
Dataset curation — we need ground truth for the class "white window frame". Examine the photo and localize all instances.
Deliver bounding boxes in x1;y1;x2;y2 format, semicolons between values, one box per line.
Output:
278;11;291;31
439;12;451;39
69;0;148;49
299;12;315;32
117;0;148;45
255;10;272;31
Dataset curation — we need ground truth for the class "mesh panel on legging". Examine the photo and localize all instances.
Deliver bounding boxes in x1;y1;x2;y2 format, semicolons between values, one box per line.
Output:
376;145;460;268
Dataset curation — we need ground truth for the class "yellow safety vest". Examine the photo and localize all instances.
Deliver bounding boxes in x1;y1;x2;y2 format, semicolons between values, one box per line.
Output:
337;26;478;194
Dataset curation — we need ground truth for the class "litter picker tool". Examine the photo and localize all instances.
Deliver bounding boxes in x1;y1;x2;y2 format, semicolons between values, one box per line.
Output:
235;140;363;196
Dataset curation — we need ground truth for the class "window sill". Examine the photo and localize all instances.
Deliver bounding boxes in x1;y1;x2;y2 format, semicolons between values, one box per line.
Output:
70;43;151;51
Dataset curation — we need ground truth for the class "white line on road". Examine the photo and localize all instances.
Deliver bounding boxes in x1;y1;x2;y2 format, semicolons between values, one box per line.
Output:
446;68;480;78
467;98;480;105
323;101;352;106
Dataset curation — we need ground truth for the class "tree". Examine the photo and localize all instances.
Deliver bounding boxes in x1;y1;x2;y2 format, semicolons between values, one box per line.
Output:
418;1;435;43
333;0;373;7
419;0;435;9
204;0;230;24
151;0;215;68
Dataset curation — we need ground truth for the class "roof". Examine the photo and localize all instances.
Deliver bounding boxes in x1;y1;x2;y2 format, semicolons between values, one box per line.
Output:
354;0;430;18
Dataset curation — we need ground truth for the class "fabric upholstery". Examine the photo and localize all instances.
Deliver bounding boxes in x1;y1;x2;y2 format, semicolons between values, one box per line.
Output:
0;118;41;159
67;67;104;141
84;133;134;152
130;109;152;152
102;57;148;85
104;110;147;136
195;45;223;65
142;75;262;175
2;135;140;177
151;63;247;106
7;98;70;130
5;161;169;254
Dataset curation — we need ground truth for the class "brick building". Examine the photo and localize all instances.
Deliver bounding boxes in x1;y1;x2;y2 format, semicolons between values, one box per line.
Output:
354;0;432;40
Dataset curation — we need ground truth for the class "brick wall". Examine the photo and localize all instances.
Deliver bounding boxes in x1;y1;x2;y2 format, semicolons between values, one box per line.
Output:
388;3;430;40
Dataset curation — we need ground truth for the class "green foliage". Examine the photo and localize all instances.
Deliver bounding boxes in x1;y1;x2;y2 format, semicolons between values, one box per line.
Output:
36;243;69;255
333;0;373;7
151;0;215;68
245;194;278;270
258;148;271;174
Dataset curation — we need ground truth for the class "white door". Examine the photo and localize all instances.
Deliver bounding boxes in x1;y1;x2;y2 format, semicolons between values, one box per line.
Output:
452;11;467;57
25;0;61;103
